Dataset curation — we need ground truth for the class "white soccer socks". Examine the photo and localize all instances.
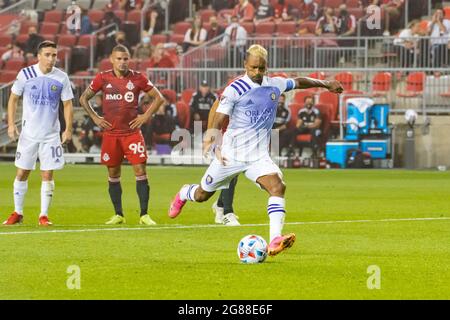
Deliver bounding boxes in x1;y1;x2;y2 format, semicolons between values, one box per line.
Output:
268;196;286;242
180;184;200;202
13;179;28;215
40;180;55;217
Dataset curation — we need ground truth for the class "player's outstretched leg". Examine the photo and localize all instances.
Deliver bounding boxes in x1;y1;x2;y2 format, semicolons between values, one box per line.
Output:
105;175;126;225
169;184;214;218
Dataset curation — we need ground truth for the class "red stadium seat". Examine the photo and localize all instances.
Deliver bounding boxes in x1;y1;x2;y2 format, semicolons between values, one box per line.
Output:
254;22;276;35
40;22;60;34
348;8;364;20
334;72;353;91
44;10;64;23
58;34;78;47
169;33;185;45
372;72;392;97
173;21;191;35
88;10;105;24
113;10;126;22
42;34;56;41
299;21;317;34
56;47;71;68
288;103;303;129
126;9;142;25
276;21;296;35
20;21;38;34
308;71;326;80
0;34;12;46
293;90;315;104
77;34;97;47
324;0;345;8
397;72;425;98
181;88;195;105
4;58;25;71
346;0;361;7
445;7;450;19
0;70;18;84
15;34;29;46
199;9;216;23
151;34;168;46
175;101;190;129
161;89;177;104
318;91;339;121
241;22;255;34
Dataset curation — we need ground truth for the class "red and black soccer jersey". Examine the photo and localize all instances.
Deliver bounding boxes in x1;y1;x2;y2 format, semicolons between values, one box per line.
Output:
89;69;153;135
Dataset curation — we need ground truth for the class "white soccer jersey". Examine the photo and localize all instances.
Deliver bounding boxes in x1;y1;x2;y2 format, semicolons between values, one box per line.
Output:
11;64;74;142
217;74;295;162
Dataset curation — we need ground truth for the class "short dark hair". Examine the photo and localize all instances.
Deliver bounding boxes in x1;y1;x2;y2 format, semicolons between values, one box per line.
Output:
304;95;313;102
38;40;57;53
112;44;130;55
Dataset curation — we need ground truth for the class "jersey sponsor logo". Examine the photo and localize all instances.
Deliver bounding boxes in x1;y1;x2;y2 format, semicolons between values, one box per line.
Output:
271;93;276;100
126;81;135;90
205;175;213;185
51;85;58;91
124;91;134;103
105;93;123;100
102;153;110;162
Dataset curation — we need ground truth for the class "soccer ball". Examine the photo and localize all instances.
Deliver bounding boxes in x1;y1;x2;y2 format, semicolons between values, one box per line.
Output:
237;235;268;264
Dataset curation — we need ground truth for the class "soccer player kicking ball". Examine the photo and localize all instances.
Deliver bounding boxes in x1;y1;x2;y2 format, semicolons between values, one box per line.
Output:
3;41;74;226
80;45;165;225
169;44;343;256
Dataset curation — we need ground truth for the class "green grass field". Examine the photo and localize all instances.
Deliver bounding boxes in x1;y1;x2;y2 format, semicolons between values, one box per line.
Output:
0;162;449;299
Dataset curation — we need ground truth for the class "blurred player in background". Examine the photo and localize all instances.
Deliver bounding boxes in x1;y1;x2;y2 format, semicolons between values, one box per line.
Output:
169;44;343;256
79;45;165;225
3;41;74;226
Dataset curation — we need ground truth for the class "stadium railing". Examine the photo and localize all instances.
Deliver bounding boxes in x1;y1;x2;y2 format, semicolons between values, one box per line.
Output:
179;35;450;71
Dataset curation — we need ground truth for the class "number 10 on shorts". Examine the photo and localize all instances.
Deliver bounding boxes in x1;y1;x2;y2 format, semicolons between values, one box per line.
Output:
129;142;145;154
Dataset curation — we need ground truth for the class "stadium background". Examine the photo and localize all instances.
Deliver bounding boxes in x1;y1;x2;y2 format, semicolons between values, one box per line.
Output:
0;0;449;301
0;0;449;168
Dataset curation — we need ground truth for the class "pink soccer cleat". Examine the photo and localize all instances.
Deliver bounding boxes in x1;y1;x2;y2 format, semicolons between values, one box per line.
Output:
2;212;23;225
268;233;296;256
168;192;187;218
39;216;53;226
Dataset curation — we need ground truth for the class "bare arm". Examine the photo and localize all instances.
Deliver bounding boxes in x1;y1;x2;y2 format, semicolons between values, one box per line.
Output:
129;87;165;130
61;99;73;144
207;99;220;129
7;92;20;140
79;87;111;130
294;77;344;93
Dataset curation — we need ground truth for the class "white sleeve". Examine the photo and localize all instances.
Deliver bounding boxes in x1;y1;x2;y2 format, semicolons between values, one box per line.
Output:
10;69;26;96
216;85;239;116
61;74;74;101
269;77;296;93
184;29;191;42
200;28;207;41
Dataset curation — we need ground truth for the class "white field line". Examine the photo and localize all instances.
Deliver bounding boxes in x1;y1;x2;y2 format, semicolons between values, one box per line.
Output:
0;216;449;236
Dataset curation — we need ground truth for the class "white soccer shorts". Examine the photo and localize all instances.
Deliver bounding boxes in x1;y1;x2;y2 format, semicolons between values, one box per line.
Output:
200;155;283;192
15;134;65;171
